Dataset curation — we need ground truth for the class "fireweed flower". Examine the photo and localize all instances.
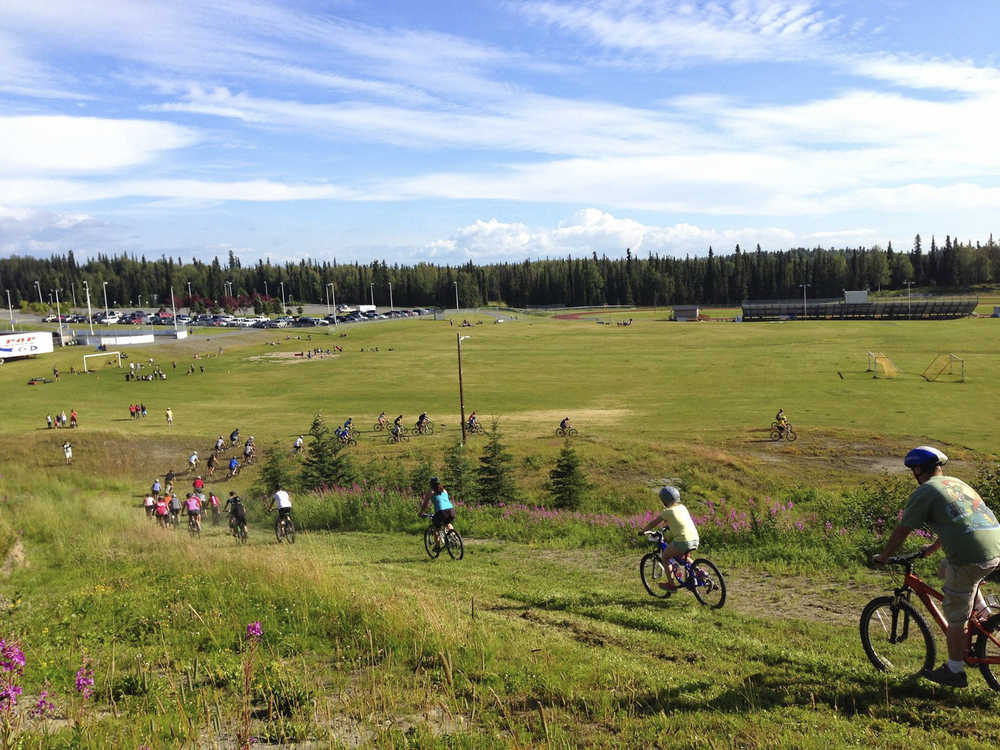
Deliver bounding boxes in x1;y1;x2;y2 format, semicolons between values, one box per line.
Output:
28;690;55;718
75;666;94;699
0;640;25;675
246;621;262;640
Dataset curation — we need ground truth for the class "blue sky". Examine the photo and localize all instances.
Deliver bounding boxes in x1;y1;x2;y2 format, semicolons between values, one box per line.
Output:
1;0;999;265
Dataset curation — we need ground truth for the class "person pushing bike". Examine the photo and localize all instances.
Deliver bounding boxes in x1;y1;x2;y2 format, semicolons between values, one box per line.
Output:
874;446;1000;687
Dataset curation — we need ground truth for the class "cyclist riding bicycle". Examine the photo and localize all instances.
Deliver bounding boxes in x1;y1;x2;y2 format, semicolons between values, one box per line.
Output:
391;414;404;439
215;435;225;453
419;477;456;549
560;416;571;431
151;477;161;499
143;494;155;517
775;408;788;433
228;456;239;478
229;428;240;447
269;484;293;535
416;411;429;434
293;435;304;453
377;412;387;428
188;451;199;471
243;441;254;460
343;417;353;433
184;493;203;531
154;495;170;526
467;411;478;430
168;493;182;526
639;486;700;592
874;446;1000;687
206;452;218;477
225;490;247;535
192;475;205;493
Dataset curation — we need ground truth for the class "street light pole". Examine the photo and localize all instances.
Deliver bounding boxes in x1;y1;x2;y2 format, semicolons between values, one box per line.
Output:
53;288;64;346
798;283;810;319
453;281;459;312
280;281;285;311
325;283;331;317
34;280;43;308
904;280;915;319
71;281;77;307
187;281;193;312
82;281;94;335
101;281;110;320
369;282;375;308
327;283;337;326
170;285;178;333
457;334;470;445
5;290;13;332
388;282;393;312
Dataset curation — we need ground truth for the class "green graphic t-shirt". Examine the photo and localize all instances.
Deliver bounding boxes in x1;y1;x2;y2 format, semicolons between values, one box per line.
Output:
901;476;1000;565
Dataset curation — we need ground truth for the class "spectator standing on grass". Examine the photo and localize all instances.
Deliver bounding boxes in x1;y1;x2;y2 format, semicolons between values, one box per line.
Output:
59;410;67;427
62;441;72;465
70;409;78;428
165;407;173;426
46;414;53;429
875;446;1000;688
141;403;147;418
129;404;136;420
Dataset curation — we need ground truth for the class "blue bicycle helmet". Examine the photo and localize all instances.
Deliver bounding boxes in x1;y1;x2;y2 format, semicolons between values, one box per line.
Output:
904;446;948;468
659;486;681;506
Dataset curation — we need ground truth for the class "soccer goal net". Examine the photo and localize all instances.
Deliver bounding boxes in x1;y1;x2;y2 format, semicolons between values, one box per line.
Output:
83;351;122;372
866;351;899;378
922;353;966;382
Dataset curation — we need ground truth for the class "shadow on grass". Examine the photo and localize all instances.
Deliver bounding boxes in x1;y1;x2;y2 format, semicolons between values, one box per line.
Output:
619;670;1000;723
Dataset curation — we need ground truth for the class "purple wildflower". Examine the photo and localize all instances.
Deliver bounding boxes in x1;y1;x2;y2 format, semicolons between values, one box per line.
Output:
75;665;94;699
246;621;263;640
28;690;55;718
0;682;22;711
0;640;25;674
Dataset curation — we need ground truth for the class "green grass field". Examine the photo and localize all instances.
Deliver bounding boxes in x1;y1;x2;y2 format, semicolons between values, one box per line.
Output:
2;312;1000;747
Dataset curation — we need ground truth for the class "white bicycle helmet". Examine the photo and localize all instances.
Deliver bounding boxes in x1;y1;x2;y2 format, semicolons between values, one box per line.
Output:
659;486;681;506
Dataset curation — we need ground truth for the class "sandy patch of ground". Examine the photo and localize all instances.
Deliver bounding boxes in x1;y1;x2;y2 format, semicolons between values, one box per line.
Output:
1;540;25;577
247;351;338;365
502;408;633;426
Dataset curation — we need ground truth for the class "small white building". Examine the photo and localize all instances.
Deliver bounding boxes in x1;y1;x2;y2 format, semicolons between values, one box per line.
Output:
844;290;869;304
673;305;700;322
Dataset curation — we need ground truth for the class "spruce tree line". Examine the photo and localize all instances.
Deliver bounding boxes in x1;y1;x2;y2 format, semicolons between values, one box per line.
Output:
3;234;996;311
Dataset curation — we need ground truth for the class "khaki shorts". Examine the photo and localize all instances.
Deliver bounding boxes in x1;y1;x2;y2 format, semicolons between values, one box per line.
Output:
940;557;1000;625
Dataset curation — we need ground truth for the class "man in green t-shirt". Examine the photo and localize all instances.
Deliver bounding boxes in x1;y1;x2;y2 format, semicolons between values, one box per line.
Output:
875;446;1000;688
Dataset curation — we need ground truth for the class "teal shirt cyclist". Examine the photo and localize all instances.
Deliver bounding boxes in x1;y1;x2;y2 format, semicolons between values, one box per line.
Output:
431;487;453;512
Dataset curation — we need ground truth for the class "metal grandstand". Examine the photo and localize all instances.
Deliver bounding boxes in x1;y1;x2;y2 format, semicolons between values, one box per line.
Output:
741;295;978;321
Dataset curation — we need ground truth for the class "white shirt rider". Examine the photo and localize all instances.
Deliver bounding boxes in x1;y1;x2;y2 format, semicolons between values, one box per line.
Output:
273;489;292;509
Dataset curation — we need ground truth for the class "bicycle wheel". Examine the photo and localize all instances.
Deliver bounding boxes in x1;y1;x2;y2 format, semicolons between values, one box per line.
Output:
424;526;441;559
373;422;384;432
690;559;726;609
640;552;671;598
238;524;248;544
975;613;1000;691
770;428;781;441
786;428;798;442
555;428;564;437
567;428;578;437
188;519;200;538
285;519;296;544
859;596;935;677
445;529;464;560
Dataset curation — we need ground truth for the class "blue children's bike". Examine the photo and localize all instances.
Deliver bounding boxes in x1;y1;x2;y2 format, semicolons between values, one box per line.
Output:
640;530;726;609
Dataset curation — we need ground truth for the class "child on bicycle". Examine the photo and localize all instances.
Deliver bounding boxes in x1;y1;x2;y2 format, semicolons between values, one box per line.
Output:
639;486;700;592
419;477;455;548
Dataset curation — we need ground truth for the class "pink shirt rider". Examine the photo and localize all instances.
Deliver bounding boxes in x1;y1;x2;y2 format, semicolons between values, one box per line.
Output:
185;496;202;512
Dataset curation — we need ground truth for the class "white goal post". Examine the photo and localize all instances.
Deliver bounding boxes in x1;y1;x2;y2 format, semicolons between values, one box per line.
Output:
83;351;122;372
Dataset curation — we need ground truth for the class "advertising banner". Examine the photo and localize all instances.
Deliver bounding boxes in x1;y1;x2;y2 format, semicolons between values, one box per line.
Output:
0;331;55;360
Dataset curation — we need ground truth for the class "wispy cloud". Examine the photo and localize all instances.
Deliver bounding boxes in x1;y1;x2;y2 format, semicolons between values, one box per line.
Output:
517;0;840;67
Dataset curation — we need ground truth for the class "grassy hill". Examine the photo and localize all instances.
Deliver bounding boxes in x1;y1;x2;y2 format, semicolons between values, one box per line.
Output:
2;312;999;747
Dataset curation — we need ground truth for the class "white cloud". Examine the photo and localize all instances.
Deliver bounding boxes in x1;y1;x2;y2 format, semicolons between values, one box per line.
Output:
423;208;882;263
517;0;839;67
0;205;121;255
0;177;351;205
0;116;199;175
850;55;1000;94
